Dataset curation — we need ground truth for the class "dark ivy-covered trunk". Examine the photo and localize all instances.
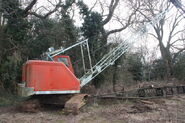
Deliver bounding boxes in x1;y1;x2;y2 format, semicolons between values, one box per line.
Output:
112;59;119;92
158;40;174;79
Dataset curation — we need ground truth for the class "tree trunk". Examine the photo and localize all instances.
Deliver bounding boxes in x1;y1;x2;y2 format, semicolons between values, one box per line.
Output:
165;59;173;78
0;0;2;26
159;41;173;79
112;59;119;92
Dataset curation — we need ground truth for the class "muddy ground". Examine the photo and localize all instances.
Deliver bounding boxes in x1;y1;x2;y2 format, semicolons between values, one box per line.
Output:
0;95;185;123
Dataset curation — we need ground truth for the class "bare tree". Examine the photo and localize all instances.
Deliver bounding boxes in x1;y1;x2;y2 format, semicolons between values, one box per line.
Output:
28;0;66;19
100;0;140;41
26;0;140;38
136;0;185;78
5;0;71;19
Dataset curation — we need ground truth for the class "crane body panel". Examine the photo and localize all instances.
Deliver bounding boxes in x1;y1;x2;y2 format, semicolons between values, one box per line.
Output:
19;59;80;96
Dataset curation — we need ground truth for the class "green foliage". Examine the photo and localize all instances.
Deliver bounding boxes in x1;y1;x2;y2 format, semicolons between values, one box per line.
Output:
174;52;185;81
0;0;30;93
81;11;103;63
0;52;22;93
26;19;59;58
60;15;79;46
64;0;75;9
0;28;8;60
77;1;104;54
127;53;143;81
81;12;103;38
77;1;89;16
25;15;79;58
151;59;166;80
3;0;31;44
78;1;103;56
0;91;24;106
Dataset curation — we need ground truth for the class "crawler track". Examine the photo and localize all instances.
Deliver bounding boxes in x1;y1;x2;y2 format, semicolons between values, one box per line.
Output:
20;94;87;113
95;85;185;100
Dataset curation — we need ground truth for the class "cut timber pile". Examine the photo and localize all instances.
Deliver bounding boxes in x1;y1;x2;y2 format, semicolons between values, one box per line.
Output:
140;100;154;105
64;94;88;114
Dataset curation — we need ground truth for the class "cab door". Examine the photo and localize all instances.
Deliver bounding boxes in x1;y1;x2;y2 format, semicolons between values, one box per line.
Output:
53;55;75;74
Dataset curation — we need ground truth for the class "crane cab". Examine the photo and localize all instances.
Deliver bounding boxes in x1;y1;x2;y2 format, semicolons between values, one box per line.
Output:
53;55;74;74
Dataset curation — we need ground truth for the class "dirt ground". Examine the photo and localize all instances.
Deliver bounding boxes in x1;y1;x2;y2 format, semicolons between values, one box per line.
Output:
1;95;185;123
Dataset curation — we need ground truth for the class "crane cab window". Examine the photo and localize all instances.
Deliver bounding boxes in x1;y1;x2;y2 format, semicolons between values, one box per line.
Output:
58;57;70;67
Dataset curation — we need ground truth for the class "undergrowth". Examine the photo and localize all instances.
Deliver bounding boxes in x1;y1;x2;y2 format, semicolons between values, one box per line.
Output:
0;92;25;107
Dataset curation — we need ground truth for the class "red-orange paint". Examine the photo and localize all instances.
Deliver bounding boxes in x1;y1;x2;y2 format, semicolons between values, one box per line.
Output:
22;60;80;92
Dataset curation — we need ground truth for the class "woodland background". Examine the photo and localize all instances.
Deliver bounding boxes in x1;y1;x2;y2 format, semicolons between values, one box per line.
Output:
0;0;184;94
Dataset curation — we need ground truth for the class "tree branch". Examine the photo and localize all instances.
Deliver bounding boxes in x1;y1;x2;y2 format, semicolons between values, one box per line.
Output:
168;13;182;41
23;0;37;15
148;33;158;40
29;0;62;19
106;9;136;37
98;0;105;15
102;0;120;25
106;25;129;36
167;13;184;48
171;28;185;39
89;0;98;12
173;47;185;60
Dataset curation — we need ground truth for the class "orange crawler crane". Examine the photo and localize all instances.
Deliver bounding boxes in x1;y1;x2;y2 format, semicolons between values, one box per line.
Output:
18;40;92;112
19;41;91;96
18;8;170;112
